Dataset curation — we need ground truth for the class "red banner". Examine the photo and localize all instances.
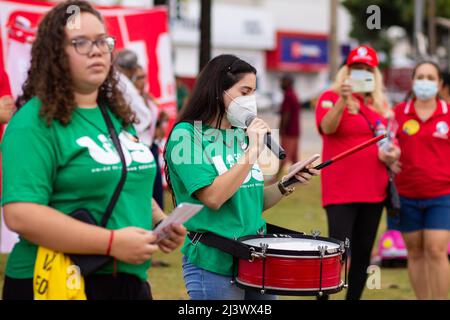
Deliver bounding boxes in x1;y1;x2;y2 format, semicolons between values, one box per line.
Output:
0;0;177;119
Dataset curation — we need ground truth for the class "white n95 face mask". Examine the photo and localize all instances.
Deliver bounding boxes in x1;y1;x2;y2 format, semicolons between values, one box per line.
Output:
349;69;375;93
225;92;257;128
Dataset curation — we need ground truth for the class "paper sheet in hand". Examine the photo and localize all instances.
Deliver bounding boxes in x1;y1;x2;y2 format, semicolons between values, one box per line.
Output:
153;203;203;243
282;154;321;183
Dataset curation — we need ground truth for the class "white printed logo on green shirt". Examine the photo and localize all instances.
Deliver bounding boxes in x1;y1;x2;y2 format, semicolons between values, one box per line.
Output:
76;132;154;166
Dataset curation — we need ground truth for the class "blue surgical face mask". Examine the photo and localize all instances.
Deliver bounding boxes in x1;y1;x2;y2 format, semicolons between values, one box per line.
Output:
413;80;438;101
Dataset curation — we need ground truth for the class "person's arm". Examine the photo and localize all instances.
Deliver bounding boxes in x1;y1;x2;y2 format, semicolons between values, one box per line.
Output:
152;198;167;226
150;198;187;253
263;167;319;211
195;118;269;210
119;74;153;135
319;97;346;135
386;107;403;174
319;82;358;135
4;203;158;265
0;95;15;124
378;144;401;166
195;147;259;210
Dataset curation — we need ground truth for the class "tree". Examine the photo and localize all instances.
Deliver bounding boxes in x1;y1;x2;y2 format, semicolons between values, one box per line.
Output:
342;0;450;66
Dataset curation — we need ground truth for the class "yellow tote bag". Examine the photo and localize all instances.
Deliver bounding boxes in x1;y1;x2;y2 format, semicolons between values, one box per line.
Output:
33;246;87;300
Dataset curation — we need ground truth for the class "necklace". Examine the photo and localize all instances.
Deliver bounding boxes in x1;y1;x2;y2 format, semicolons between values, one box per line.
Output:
75;108;114;136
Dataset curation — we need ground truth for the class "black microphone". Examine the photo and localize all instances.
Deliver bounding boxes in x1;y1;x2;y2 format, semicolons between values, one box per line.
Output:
245;115;286;160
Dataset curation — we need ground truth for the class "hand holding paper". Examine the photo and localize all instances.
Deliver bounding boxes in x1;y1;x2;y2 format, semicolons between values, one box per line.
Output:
153;203;203;244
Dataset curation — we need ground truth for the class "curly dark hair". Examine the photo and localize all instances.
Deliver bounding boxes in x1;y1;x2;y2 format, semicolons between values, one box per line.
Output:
16;0;135;127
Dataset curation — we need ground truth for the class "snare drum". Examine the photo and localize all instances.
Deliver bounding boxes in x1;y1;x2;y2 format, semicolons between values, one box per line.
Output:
235;234;348;296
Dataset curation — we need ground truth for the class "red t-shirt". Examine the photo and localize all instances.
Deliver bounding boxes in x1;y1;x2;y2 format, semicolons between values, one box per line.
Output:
280;88;300;137
0;67;12;138
394;99;450;199
0;68;12;195
315;89;388;207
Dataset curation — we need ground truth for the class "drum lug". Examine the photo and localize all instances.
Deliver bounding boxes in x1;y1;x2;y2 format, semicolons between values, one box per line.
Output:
249;243;269;262
260;243;269;295
311;230;321;238
344;238;351;288
261;243;269;255
249;247;261;262
318;245;327;256
318;245;327;294
344;238;351;249
339;242;346;263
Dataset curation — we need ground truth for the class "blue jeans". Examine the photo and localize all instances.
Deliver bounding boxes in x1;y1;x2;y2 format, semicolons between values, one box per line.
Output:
397;194;450;232
182;256;277;300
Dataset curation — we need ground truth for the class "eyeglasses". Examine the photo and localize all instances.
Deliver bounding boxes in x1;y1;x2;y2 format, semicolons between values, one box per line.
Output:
70;36;115;55
132;75;146;82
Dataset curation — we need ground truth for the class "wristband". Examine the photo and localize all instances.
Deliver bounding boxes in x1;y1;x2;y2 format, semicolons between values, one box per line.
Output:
106;230;115;256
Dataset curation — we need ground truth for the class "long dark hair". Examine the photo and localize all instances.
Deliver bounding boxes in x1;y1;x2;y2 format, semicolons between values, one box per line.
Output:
164;54;257;204
17;0;135;127
177;54;257;128
441;71;450;96
405;60;442;101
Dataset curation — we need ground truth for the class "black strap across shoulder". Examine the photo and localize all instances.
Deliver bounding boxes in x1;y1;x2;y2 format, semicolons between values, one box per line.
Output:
187;224;305;260
98;104;128;227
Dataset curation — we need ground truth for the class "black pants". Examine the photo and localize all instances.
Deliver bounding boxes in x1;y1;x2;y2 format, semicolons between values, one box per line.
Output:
324;202;383;300
150;143;164;210
2;273;152;300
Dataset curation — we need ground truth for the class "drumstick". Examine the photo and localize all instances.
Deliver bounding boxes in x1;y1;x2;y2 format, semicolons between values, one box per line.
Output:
282;134;387;188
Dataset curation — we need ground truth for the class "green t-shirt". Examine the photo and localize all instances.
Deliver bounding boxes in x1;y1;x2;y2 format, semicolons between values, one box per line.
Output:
176;85;188;111
165;121;266;276
2;97;157;281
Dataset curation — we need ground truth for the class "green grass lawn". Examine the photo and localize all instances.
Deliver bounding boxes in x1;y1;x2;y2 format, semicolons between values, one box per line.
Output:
144;179;421;300
0;178;439;300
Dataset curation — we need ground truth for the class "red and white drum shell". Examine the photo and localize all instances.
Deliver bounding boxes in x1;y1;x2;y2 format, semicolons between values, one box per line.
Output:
236;234;346;296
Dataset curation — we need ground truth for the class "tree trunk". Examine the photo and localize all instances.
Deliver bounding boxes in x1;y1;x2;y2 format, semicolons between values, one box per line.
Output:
199;0;211;71
428;0;436;56
153;0;167;5
329;0;339;81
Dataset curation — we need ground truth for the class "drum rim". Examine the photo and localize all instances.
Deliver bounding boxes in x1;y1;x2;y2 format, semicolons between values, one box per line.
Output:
235;279;345;296
238;234;344;256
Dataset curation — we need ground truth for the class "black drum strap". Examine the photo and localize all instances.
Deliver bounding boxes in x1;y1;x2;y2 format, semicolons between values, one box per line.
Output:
187;224;305;260
187;231;252;260
266;224;305;235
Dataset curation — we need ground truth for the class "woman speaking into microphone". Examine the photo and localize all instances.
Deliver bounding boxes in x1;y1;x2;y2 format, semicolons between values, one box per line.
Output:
164;54;319;300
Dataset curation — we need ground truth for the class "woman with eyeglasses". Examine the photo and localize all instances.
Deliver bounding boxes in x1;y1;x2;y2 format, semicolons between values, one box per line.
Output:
1;0;186;300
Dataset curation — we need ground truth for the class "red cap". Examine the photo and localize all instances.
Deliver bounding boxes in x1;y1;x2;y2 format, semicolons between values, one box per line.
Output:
346;45;379;68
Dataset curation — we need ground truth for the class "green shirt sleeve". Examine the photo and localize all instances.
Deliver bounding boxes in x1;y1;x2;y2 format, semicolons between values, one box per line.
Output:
2;126;56;205
167;123;218;197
